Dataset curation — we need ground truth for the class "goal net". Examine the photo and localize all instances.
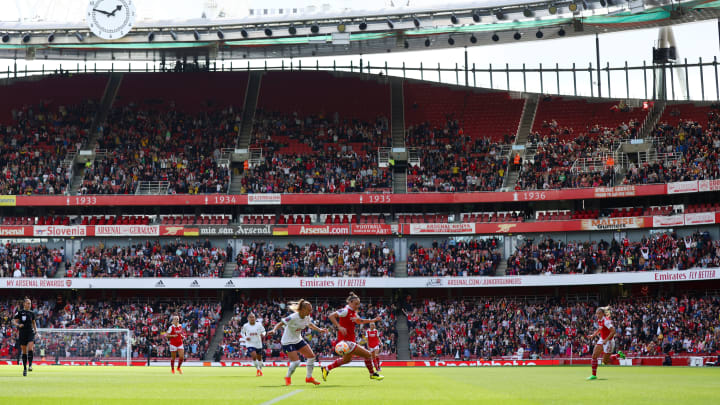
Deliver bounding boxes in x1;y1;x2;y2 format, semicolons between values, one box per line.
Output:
35;328;132;366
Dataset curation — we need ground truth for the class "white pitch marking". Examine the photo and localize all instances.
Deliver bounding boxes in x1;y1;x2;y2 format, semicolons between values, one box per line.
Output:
259;389;303;405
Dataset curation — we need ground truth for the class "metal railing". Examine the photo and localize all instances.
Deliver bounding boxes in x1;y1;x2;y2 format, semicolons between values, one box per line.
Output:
217;157;230;168
407;147;420;167
570;154;617;174
3;56;720;101
642;151;684;167
94;148;109;159
135;181;170;195
378;147;391;168
498;144;513;158
249;148;263;167
61;151;76;168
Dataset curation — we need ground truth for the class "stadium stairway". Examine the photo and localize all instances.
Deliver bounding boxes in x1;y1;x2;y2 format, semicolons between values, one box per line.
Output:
502;94;538;190
395;312;411;360
515;94;539;144
229;171;243;194
638;100;666;139
610;101;665;185
204;309;235;361
390;77;405;148
394;261;407;278
390;77;408;194
90;73;124;147
495;260;507;276
393;170;407;193
69;73;124;195
237;71;263;148
69;175;84;196
222;262;237;278
53;262;67;278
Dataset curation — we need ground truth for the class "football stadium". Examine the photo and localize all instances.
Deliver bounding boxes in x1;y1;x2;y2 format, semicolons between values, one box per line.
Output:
1;0;719;404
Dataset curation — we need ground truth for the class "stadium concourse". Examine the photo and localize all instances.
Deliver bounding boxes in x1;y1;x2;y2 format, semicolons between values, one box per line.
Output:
0;70;720;372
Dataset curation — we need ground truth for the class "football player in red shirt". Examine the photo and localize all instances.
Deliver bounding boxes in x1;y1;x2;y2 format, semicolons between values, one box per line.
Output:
321;292;384;381
167;315;185;374
363;322;382;372
587;306;624;380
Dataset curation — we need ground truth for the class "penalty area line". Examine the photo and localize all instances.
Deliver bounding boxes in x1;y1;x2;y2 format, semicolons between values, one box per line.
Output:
259;389;303;405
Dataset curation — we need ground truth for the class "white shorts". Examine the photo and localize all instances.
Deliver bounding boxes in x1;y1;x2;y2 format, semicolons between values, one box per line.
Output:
367;344;380;352
597;339;614;354
169;344;184;352
336;340;357;355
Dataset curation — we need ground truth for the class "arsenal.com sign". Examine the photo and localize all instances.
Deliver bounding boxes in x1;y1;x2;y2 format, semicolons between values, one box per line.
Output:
287;225;350;236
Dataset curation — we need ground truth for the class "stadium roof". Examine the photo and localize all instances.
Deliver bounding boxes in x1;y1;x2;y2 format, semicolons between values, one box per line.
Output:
0;0;717;61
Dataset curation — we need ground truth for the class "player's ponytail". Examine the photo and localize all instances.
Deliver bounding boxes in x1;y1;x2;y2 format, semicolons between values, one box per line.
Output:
288;299;309;313
346;292;360;304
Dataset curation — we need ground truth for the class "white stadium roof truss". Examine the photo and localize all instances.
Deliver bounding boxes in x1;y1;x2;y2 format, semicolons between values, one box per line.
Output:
0;0;717;61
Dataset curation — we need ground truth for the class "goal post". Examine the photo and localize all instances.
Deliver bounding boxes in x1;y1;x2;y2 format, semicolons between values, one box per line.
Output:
36;328;132;366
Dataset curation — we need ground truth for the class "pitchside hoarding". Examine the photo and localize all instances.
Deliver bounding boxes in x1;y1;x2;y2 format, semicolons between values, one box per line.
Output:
2;268;718;289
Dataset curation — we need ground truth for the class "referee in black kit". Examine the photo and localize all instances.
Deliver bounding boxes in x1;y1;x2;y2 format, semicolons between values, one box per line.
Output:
12;298;37;376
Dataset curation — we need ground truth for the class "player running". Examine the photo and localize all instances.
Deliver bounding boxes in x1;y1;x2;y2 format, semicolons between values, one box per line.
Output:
362;323;382;372
167;315;185;374
241;313;266;376
267;299;327;386
321;292;384;381
587;306;625;380
12;298;37;377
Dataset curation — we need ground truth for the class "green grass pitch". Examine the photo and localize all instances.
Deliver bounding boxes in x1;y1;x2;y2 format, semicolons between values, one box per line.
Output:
0;365;718;404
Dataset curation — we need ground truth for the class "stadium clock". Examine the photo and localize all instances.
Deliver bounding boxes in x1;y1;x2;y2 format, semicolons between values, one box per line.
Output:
86;0;136;40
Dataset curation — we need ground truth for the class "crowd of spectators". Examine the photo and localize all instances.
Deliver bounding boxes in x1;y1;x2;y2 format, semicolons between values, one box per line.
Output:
0;244;66;278
407;121;511;192
506;232;717;276
0;299;56;360
221;297;397;359
516;107;720;189
69;240;227;278
79;104;235;195
407;239;501;277
47;299;219;360
1;101;96;195
240;111;392;193
515;125;638;190
405;293;720;359
621;110;720;185
234;240;394;277
0;298;220;361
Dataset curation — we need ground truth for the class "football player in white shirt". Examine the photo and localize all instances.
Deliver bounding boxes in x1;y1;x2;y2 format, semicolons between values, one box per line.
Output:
268;299;328;386
241;313;266;376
